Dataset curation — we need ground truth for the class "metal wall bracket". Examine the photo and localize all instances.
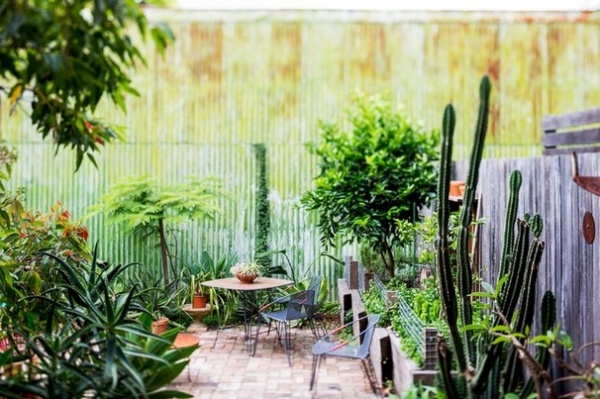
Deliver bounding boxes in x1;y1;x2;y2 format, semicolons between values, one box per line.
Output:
572;152;600;196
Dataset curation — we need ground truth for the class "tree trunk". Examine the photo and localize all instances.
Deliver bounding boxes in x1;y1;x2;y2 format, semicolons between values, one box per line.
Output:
380;240;395;277
158;218;169;285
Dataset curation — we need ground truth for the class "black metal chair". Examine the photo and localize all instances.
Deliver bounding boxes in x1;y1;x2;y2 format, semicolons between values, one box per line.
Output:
257;289;317;366
274;275;323;305
272;275;325;338
309;314;381;397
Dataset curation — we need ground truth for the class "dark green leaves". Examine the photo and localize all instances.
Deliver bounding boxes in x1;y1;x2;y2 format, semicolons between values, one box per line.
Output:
301;93;440;275
0;0;173;171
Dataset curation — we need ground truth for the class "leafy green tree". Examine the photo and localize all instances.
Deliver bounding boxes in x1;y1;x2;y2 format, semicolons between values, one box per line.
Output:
88;176;229;285
301;93;439;277
0;0;173;170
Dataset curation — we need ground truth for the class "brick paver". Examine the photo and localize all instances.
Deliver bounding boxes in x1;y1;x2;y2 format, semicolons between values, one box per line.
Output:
167;322;379;398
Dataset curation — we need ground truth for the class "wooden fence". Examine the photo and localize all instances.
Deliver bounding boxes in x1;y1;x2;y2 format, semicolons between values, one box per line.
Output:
455;152;600;368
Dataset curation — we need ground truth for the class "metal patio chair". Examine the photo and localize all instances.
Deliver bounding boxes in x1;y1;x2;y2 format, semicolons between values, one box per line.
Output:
272;275;325;337
257;289;317;366
309;314;381;397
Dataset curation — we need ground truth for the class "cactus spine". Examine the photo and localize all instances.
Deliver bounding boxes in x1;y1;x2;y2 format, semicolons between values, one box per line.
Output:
435;76;556;398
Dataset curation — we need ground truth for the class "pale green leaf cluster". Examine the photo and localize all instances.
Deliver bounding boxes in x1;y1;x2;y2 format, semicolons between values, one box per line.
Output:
88;176;229;235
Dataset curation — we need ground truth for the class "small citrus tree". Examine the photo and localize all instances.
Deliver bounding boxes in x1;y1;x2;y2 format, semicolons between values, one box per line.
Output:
301;93;439;277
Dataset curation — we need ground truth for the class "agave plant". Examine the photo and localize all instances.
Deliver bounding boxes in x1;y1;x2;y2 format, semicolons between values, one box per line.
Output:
0;244;195;398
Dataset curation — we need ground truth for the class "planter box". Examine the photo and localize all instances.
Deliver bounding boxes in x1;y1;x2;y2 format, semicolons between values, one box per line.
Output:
388;328;436;393
370;327;392;386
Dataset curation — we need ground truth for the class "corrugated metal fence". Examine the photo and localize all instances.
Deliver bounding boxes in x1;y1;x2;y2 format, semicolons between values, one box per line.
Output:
455;153;600;369
2;10;600;297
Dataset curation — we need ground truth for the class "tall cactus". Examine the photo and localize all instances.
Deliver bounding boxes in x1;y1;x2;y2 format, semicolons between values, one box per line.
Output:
435;76;556;398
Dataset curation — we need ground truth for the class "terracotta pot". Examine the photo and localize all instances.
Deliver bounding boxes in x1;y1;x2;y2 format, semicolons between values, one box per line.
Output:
151;317;169;335
192;295;207;309
3;361;23;378
236;273;258;284
449;180;466;197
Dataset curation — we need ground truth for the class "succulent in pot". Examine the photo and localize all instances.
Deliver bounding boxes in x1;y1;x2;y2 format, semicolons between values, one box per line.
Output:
230;262;261;284
190;273;208;309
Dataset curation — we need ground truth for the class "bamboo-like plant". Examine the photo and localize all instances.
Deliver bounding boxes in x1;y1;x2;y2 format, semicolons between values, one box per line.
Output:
435;76;556;398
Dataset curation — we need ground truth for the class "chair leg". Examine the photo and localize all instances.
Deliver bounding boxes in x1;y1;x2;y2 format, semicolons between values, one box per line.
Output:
308;318;326;340
309;354;322;391
284;321;292;366
361;356;382;398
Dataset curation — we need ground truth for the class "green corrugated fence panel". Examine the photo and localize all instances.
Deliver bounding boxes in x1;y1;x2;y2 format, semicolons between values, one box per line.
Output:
2;10;600;298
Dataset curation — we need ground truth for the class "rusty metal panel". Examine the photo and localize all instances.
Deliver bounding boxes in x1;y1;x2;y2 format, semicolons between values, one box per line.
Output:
2;10;600;295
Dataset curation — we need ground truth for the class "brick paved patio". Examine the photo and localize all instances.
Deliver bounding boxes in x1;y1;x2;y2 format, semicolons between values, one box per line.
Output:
167;322;380;398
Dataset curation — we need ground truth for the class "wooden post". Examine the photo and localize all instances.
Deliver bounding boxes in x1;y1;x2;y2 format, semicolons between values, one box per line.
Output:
349;259;359;289
364;271;374;291
338;279;352;325
423;327;438;370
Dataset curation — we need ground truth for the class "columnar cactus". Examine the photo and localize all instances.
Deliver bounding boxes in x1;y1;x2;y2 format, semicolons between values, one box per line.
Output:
435;76;556;398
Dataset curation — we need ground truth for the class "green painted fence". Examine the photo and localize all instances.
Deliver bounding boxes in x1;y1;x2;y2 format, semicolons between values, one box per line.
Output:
1;9;600;295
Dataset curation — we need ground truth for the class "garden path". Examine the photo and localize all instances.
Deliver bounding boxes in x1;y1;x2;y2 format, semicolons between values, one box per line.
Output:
167;322;380;398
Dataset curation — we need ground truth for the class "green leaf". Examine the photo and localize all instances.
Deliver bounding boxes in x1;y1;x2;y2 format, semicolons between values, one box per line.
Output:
481;281;495;294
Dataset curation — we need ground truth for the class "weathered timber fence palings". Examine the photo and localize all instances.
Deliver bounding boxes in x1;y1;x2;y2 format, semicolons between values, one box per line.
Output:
455;152;600;367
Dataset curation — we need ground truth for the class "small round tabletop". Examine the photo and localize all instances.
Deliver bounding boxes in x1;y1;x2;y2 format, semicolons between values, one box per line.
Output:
201;277;293;291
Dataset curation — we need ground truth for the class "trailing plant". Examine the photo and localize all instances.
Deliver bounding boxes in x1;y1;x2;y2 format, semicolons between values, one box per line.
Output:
0;0;174;170
301;93;439;277
434;76;556;398
88;176;229;285
254;143;271;270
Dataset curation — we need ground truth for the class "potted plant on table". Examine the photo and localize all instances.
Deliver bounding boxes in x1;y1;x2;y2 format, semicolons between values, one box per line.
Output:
230;262;261;284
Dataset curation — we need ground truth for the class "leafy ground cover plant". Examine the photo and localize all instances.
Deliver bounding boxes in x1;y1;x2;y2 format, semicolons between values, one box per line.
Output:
390;277;447;367
301;93;439;277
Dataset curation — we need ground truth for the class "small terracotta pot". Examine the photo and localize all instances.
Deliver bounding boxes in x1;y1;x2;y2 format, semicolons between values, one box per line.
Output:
449;180;466;197
3;361;23;378
151;317;169;335
236;273;258;284
192;295;207;309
